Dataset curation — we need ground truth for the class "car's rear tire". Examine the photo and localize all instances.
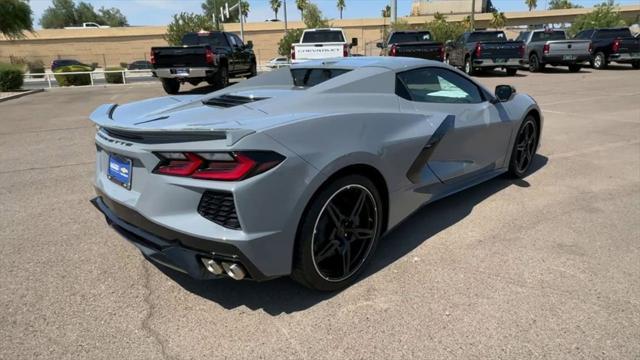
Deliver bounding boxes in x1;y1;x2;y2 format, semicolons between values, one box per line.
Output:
291;175;383;291
506;68;518;76
464;56;475;76
528;54;543;72
568;64;581;72
632;61;640;69
507;115;539;178
161;78;180;95
592;52;607;69
213;65;229;88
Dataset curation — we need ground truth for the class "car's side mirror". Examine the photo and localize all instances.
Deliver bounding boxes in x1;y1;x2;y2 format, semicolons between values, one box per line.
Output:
351;37;358;47
376;42;384;49
494;85;516;102
246;40;253;49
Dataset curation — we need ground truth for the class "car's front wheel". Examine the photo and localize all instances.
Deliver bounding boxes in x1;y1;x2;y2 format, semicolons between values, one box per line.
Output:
292;175;383;291
508;115;539;178
592;52;607;69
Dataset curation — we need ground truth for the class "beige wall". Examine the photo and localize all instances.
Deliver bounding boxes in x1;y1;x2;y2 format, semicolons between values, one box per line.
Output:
1;5;638;68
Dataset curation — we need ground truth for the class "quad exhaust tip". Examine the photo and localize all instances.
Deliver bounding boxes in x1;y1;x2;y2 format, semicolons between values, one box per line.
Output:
201;258;246;280
222;262;246;281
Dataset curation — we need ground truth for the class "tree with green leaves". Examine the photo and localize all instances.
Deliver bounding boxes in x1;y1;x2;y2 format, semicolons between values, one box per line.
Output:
337;0;345;20
569;0;626;36
40;0;128;28
164;12;216;46
490;11;506;28
98;7;128;26
0;0;33;39
296;0;308;19
270;0;282;20
382;5;391;18
525;0;537;11
75;2;100;23
424;14;467;42
433;12;446;21
303;3;329;28
40;0;76;28
278;29;304;56
548;0;582;9
240;1;249;21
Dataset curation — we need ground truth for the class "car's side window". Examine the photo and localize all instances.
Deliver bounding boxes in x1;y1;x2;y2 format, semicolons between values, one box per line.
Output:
232;34;244;47
227;34;237;47
396;68;483;104
516;32;529;42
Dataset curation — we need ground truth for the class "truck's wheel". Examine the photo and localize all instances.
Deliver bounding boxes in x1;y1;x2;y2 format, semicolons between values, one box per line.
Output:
213;65;229;88
568;64;581;72
247;61;258;78
632;61;640;69
506;68;518;76
528;54;543;72
592;52;607;69
161;79;180;95
464;57;475;76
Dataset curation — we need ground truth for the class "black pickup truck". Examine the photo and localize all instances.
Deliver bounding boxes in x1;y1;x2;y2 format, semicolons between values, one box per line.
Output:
151;31;257;94
444;30;526;76
574;28;640;69
376;30;444;61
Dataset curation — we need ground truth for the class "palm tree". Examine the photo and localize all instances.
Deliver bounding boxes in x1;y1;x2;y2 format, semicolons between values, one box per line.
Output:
490;11;506;28
525;0;537;11
240;1;250;21
337;0;345;19
296;0;308;19
433;12;446;22
381;5;391;18
270;0;282;20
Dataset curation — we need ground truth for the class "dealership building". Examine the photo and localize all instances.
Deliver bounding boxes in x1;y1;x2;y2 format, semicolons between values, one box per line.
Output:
411;0;489;16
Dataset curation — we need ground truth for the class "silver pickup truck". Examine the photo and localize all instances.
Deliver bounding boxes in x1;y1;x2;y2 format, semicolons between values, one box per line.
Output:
517;29;591;72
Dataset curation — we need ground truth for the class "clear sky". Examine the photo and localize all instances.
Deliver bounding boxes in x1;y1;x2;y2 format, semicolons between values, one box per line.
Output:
28;0;640;27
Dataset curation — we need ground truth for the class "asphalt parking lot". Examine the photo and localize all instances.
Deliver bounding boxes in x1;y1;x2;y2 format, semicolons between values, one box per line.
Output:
1;65;639;359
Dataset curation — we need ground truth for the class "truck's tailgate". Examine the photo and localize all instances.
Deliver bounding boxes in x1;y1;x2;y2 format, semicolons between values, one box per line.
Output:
152;46;208;68
294;43;344;61
618;37;640;55
547;40;591;56
394;42;443;60
478;41;523;59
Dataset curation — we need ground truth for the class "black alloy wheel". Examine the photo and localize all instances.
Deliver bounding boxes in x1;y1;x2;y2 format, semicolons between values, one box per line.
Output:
292;175;383;291
508;115;538;178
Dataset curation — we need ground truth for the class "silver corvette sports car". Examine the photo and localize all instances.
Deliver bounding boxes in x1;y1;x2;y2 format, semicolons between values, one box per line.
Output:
90;57;542;291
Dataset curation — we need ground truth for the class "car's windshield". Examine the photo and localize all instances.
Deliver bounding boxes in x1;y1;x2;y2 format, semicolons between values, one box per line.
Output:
388;32;432;43
290;68;351;87
182;32;228;47
596;29;632;39
532;30;566;41
301;30;345;43
468;31;507;42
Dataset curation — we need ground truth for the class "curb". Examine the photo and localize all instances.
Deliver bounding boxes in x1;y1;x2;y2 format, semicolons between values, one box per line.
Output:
0;89;45;103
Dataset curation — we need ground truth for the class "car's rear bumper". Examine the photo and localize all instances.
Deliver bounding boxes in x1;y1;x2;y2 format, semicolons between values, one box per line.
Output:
609;53;640;63
542;54;591;64
473;58;527;68
91;193;275;281
153;67;216;79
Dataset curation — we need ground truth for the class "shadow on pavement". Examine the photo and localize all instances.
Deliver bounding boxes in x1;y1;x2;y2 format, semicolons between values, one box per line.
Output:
156;155;549;315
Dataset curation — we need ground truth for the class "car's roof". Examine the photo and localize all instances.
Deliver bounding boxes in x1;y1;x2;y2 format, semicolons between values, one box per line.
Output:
291;56;444;72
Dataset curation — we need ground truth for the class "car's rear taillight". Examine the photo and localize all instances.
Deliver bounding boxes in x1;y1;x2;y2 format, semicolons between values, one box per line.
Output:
150;50;156;65
205;48;215;64
519;43;526;58
588;41;593;54
543;43;550;55
343;44;349;57
390;44;397;56
439;45;445;61
474;42;482;57
612;38;620;53
291;45;296;60
153;151;284;181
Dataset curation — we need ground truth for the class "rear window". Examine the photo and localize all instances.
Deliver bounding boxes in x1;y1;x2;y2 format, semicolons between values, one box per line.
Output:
301;30;345;43
596;29;632;39
468;32;507;42
182;32;228;47
290;68;351;87
388;32;432;43
532;30;566;41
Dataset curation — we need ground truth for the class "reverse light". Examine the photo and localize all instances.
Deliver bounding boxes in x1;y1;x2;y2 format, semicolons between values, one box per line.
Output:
543;43;550;55
474;42;482;58
612;38;621;53
153;151;284;181
205;48;215;64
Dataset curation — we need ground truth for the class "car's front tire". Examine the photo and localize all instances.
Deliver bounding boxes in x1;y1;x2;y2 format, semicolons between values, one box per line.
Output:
291;175;383;291
161;78;180;94
508;115;539;178
591;52;607;69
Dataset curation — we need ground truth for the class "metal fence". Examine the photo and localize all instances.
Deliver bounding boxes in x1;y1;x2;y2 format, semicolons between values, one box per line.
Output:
24;69;155;88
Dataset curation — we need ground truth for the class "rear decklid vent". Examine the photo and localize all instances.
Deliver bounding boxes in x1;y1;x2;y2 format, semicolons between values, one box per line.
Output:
202;95;268;108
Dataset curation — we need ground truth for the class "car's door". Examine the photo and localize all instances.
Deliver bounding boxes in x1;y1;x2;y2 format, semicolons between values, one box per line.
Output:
397;67;512;183
225;33;241;73
231;34;252;71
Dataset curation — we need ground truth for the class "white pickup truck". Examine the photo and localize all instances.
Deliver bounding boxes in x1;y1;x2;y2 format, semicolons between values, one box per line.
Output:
291;28;358;63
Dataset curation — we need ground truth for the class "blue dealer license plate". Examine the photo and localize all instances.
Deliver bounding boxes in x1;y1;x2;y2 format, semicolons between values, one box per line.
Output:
108;154;132;190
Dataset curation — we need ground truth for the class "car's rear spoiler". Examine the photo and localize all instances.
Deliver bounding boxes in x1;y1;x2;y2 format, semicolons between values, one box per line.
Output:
89;103;255;146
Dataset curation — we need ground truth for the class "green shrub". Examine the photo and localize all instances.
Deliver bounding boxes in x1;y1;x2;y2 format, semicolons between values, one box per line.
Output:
0;63;24;91
105;67;125;84
54;65;93;86
27;60;45;78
